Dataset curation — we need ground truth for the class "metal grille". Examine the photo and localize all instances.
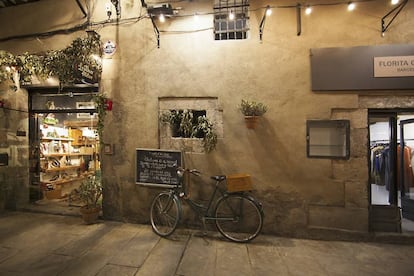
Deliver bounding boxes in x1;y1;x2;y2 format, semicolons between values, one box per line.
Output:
213;0;249;40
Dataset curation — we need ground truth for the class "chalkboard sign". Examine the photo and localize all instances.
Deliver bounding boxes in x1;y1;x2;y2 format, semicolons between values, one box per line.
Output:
136;148;182;188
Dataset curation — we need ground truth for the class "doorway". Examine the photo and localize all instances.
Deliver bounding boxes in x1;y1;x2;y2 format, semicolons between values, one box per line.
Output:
369;110;414;233
27;86;100;215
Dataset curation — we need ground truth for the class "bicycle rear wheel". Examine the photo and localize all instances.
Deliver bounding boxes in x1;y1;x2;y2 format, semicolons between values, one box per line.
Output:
215;194;263;243
150;192;181;237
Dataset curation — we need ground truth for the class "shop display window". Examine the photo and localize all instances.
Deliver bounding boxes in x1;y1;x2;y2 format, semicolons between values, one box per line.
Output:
306;120;350;159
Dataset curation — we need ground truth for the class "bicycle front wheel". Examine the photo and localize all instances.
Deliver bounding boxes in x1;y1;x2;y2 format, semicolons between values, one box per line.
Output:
215;194;263;243
150;192;181;237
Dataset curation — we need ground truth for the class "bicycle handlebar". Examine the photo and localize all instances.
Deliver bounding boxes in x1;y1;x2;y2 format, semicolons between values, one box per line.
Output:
177;167;202;177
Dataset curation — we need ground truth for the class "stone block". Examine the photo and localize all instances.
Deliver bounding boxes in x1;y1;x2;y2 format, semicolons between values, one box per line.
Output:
332;108;367;129
350;128;368;158
308;205;368;232
333;157;367;182
345;180;368;208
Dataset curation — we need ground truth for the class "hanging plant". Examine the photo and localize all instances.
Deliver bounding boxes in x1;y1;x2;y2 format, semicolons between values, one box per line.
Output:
0;31;102;88
192;115;218;152
93;92;107;146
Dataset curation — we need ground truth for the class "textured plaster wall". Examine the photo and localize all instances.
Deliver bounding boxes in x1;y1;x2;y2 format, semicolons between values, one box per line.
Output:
0;83;29;212
1;0;414;237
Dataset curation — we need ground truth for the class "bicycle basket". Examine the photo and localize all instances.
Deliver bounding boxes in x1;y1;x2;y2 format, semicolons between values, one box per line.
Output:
226;173;252;192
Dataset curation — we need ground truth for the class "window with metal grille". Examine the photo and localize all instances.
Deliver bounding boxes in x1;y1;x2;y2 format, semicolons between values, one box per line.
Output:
213;0;249;40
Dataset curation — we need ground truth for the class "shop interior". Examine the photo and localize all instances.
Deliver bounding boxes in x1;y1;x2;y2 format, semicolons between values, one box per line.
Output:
369;112;414;233
27;89;100;215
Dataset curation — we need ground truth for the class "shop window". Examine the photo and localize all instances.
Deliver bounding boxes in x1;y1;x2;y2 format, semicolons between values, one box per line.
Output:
213;0;249;40
306;120;350;159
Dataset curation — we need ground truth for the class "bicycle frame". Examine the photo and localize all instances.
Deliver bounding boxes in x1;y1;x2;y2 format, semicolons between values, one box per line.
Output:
182;179;227;221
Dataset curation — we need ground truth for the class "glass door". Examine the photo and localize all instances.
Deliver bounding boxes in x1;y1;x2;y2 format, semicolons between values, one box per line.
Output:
399;118;414;232
368;111;400;232
369;113;397;206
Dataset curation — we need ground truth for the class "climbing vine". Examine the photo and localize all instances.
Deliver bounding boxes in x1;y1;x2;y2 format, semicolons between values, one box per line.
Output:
0;31;102;90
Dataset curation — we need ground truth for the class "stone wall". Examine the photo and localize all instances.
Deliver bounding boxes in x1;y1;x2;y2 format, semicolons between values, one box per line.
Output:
1;0;414;238
0;82;29;212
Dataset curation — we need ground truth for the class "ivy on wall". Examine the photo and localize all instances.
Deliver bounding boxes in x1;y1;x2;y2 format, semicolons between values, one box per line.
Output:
0;31;102;90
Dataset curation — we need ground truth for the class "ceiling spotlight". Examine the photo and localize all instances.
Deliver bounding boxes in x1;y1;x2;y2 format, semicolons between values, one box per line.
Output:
391;0;399;4
305;6;312;15
347;2;355;11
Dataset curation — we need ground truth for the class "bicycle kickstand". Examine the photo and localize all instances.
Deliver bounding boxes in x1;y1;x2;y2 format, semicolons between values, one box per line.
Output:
201;217;208;236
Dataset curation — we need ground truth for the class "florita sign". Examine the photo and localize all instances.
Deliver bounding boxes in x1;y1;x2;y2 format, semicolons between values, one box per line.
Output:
374;56;414;77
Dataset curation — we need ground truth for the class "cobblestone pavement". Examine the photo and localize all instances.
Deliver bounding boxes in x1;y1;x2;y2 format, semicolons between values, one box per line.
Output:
1;211;414;276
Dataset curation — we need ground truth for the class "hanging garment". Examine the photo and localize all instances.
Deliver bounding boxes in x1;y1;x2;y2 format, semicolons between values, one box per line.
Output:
397;145;414;193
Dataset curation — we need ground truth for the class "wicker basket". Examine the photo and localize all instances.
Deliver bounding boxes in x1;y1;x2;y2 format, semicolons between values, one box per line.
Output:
226;174;252;192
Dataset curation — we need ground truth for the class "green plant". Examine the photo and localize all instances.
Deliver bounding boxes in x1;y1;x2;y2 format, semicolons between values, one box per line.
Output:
180;109;193;138
159;110;218;152
93;93;107;145
239;99;268;116
0;31;102;88
192;115;218;152
78;174;102;209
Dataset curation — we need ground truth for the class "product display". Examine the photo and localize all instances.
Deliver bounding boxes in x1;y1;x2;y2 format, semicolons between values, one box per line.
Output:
39;124;99;200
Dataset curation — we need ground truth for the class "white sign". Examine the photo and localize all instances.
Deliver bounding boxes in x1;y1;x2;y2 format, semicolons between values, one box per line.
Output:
374;56;414;77
103;40;117;56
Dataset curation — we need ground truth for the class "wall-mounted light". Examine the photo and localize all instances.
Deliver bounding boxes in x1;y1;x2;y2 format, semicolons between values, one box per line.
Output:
229;10;235;20
266;6;272;16
193;12;199;22
105;2;112;20
347;2;356;11
111;0;121;18
305;5;312;15
259;5;271;42
382;0;408;36
159;13;165;22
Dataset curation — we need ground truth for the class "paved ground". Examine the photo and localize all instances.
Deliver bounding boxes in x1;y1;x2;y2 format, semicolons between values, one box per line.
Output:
1;211;414;276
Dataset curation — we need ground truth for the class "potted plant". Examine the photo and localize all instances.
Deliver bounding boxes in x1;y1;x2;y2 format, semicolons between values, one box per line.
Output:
78;174;102;224
239;99;268;129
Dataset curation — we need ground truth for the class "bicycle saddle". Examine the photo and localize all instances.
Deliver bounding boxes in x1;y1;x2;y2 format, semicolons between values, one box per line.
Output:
211;175;226;181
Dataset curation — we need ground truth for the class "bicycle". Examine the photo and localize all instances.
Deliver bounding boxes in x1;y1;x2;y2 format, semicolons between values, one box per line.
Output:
149;167;264;243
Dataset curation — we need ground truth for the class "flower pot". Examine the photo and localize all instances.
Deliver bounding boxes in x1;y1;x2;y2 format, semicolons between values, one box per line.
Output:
244;116;259;129
80;206;100;224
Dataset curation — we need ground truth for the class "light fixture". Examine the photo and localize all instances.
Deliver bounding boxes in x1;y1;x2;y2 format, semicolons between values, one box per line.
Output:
193;12;199;22
266;6;272;16
347;2;355;11
391;0;399;4
229;10;235;20
159;13;165;22
305;5;312;15
259;6;271;41
110;0;121;18
382;0;408;35
105;2;112;20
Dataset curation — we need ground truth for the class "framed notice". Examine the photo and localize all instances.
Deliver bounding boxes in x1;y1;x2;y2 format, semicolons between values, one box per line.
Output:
135;148;182;188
